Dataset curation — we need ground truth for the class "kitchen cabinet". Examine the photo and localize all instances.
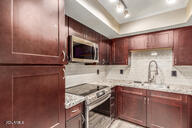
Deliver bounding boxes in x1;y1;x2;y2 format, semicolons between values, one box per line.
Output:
111;87;116;119
68;17;99;43
148;30;173;49
0;0;65;64
116;86;189;128
66;103;83;128
0;66;65;128
84;26;96;42
130;34;148;50
66;115;82;128
112;38;129;65
147;90;188;128
117;86;147;126
99;36;111;65
188;96;192;128
64;15;69;64
174;26;192;65
69;17;84;39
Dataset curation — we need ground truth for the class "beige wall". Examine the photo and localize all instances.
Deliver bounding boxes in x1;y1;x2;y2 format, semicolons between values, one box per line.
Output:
119;8;187;36
76;0;119;33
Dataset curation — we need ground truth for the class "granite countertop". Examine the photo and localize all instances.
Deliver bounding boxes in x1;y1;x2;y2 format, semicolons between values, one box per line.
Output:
89;80;192;96
65;80;192;109
65;93;85;109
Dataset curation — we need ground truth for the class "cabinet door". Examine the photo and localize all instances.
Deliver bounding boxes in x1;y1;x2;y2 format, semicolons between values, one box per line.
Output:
174;27;192;65
0;66;65;128
112;38;128;65
117;87;147;126
99;36;110;65
69;17;84;38
147;91;188;128
84;27;96;42
0;0;65;64
130;35;148;50
64;15;69;64
148;30;173;49
66;115;82;128
188;96;192;128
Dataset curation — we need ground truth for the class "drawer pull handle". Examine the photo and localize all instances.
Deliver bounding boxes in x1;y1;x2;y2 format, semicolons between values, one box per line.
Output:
72;109;78;113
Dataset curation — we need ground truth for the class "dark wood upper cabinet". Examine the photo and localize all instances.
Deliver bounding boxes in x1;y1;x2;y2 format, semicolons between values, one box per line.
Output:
0;66;65;128
117;86;147;127
99;36;111;65
0;0;65;64
64;15;69;64
148;30;173;49
147;90;188;128
174;26;192;65
130;35;148;50
112;38;128;65
84;27;96;42
69;17;84;39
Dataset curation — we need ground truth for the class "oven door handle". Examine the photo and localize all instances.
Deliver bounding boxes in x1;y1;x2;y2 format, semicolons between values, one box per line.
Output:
87;94;111;111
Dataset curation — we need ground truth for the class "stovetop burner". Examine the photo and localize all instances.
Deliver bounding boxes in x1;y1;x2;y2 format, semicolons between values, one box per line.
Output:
66;83;108;96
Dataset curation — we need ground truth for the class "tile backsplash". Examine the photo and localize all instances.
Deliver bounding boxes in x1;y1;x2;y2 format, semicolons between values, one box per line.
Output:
65;63;106;88
66;49;192;88
106;49;192;87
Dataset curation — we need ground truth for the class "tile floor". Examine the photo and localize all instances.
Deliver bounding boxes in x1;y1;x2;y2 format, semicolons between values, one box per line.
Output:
109;120;144;128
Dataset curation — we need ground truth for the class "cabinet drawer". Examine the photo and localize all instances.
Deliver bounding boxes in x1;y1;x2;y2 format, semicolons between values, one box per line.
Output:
66;103;83;121
148;90;187;103
120;86;147;96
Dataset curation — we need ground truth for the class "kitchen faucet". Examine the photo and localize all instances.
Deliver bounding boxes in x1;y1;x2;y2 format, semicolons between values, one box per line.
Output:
148;60;159;83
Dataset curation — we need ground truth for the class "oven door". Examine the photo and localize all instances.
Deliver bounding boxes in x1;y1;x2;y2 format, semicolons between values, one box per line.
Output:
70;36;99;63
86;94;111;128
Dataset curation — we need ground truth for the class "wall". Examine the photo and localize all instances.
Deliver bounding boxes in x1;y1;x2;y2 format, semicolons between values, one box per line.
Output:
65;63;106;88
106;49;192;87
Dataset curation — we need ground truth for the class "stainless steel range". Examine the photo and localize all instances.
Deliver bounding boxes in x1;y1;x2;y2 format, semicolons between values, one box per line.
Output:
66;84;112;128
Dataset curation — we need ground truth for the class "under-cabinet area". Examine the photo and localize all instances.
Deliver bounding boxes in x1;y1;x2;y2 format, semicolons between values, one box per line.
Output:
1;0;192;128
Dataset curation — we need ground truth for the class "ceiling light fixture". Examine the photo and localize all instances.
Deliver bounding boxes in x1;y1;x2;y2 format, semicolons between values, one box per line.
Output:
167;0;176;4
116;2;124;13
109;0;117;3
124;10;130;18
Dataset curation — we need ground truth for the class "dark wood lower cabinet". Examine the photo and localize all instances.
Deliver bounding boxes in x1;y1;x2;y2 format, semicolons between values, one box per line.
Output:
117;86;147;127
188;96;192;128
147;91;188;128
66;115;82;128
66;103;83;128
0;66;65;128
116;86;189;128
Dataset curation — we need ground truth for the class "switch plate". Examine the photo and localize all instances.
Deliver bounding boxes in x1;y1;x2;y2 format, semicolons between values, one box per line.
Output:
171;70;177;77
97;69;99;75
120;70;123;74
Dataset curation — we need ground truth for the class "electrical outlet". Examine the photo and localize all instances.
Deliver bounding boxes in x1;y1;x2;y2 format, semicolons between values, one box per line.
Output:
120;70;123;74
171;70;177;77
97;69;99;75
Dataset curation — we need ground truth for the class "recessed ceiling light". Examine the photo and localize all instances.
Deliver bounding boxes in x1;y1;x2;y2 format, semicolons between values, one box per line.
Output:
167;0;176;4
124;10;130;18
116;2;124;13
109;0;117;3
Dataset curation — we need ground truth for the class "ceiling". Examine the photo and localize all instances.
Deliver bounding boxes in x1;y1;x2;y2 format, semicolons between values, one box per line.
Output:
98;0;189;24
65;0;192;39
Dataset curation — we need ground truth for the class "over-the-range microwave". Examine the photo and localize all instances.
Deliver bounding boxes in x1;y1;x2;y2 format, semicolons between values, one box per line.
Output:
69;35;99;63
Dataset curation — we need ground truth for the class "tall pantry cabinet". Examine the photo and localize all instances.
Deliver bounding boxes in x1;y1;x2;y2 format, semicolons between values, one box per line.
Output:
0;0;66;128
